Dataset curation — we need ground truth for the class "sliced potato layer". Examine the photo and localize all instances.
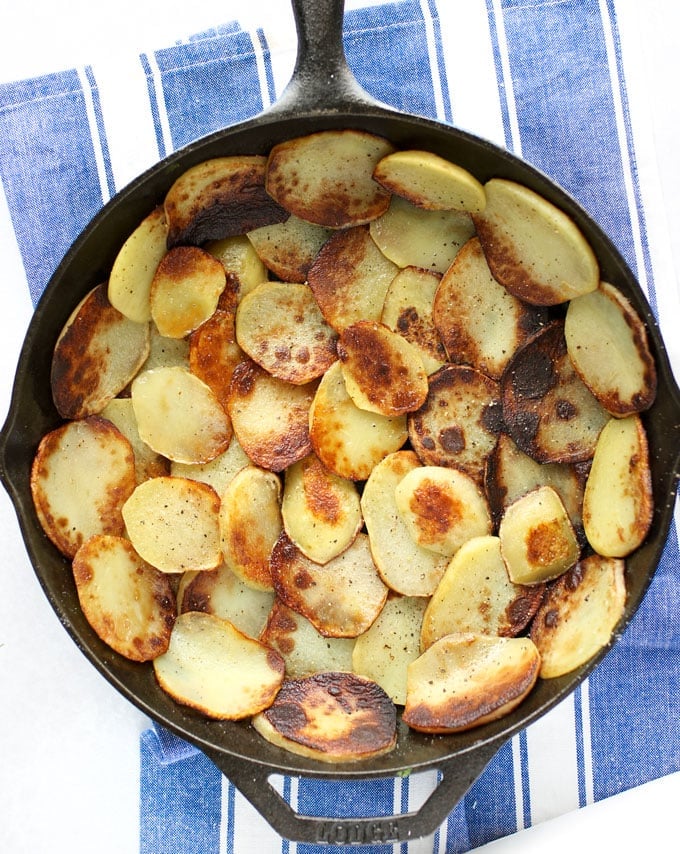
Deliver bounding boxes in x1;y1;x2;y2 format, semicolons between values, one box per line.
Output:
170;437;250;498
100;397;170;483
205;234;269;297
247;215;332;282
189;306;243;413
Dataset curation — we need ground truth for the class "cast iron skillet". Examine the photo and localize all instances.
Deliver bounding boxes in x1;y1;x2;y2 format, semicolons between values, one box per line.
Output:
1;0;679;845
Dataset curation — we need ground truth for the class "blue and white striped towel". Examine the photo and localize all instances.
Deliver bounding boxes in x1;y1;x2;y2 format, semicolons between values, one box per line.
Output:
0;2;678;852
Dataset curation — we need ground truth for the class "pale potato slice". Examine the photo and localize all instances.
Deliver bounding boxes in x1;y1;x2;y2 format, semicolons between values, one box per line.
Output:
108;206;168;322
131;366;232;464
122;476;222;573
140;324;190;372
260;600;355;678
205;234;269;297
369;195;475;273
420;536;543;650
150;246;226;339
394;466;492;557
307;225;399;331
270;532;388;638
402;633;540;733
499;486;580;585
473;178;599;305
373;149;486;211
247;215;332;282
72;534;176;661
153;611;284;719
51;283;150;419
582;415;653;557
265;129;395;228
189;307;243;412
219;465;282;591
227;359;316;472
235;282;337;384
100;397;170;483
530;554;627;678
170;437;250;497
352;595;428;705
31;416;136;558
309;361;408;481
361;451;447;596
565;281;657;415
164;155;288;247
251;671;396;762
433;237;545;380
281;454;362;565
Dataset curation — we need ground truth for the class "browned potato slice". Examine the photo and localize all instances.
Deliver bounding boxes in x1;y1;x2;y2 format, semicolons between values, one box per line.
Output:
227;359;316;472
307;225;399;331
309;361;407;481
260;600;355;678
122;476;222;573
530;555;626;678
337;321;428;416
420;536;543;650
501;321;609;464
170;437;250;497
473;178;599;305
565;281;657;415
72;534;176;661
219;465;282;591
433;237;545;380
247;215;332;282
394;466;492;557
205;234;269;297
189;307;243;413
108;206;168;323
131;367;232;464
499;486;580;585
582;415;653;557
235;282;338;384
402;633;540;733
31;417;136;558
153;611;284;719
270;532;388;638
164;155;288;247
407;364;502;482
150;246;226;339
251;671;396;762
361;451;447;596
141;324;190;372
281;454;362;565
100;397;170;483
51;283;150;420
352;594;428;705
265;130;394;228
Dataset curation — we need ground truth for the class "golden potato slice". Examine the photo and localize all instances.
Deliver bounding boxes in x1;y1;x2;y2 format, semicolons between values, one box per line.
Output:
394;466;492;557
219;465;282;591
164;155;288;247
131;366;232;464
72;534;176;661
122;476;222;573
227;359;316;472
189;307;243;413
270;532;388;638
352;594;428;705
150;246;226;339
31;416;136;558
499;486;580;585
247;214;332;282
369;195;475;273
433;237;545;380
307;225;399;332
582;415;653;557
402;633;540;733
265;129;394;228
170;437;250;497
473;178;599;305
530;554;626;678
373;149;486;212
501;321;609;464
100;397;170;483
153;611;284;719
251;671;396;762
205;234;268;298
281;454;362;565
51;283;150;419
309;361;408;481
235;282;338;384
565;281;657;415
420;536;543;650
108;206;168;323
140;324;190;372
260;600;356;678
361;451;447;596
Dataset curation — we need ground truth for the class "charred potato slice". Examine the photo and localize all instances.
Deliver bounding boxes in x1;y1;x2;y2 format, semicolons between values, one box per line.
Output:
247;214;332;282
100;397;170;483
189;307;243;414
